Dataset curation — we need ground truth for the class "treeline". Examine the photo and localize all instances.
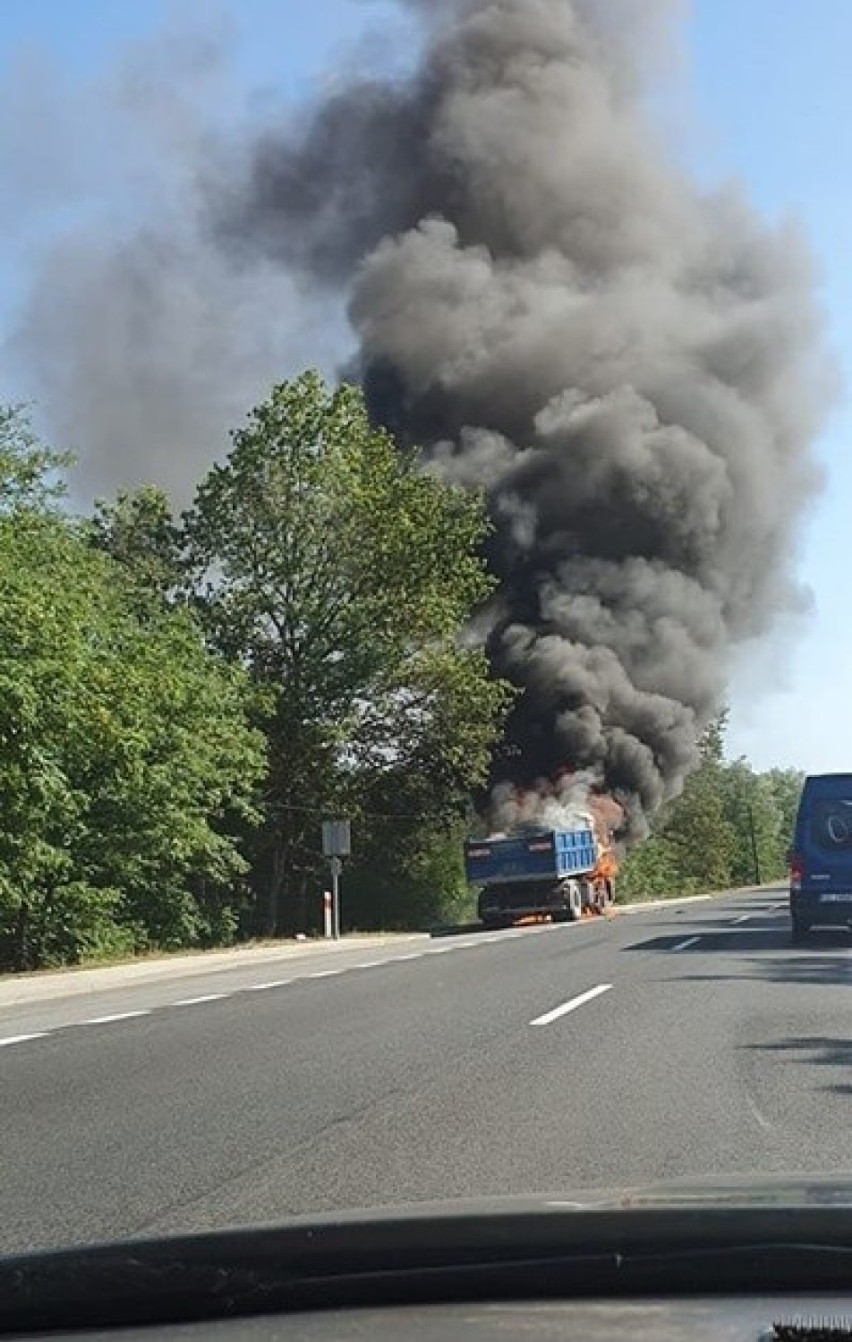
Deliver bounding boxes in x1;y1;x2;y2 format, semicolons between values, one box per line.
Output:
0;376;511;970
619;716;801;901
0;377;800;972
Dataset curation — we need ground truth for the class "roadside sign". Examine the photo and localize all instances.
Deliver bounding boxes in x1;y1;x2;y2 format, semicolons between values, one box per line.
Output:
322;819;351;858
321;821;351;940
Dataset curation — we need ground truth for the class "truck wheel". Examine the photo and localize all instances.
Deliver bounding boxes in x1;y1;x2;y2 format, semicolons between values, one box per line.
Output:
567;882;583;922
589;880;607;913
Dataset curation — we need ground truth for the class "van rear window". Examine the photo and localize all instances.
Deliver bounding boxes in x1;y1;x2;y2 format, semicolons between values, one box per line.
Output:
810;799;852;850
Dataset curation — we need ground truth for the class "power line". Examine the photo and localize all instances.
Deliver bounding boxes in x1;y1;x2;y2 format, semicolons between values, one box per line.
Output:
270;799;458;823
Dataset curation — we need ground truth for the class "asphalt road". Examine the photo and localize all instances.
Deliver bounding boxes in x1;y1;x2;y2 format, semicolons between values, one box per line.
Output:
4;886;852;1255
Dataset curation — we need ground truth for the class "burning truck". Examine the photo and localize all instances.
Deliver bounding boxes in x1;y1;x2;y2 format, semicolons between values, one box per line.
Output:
464;787;621;929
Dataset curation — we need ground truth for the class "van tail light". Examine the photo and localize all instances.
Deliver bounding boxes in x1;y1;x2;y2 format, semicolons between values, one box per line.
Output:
790;852;803;892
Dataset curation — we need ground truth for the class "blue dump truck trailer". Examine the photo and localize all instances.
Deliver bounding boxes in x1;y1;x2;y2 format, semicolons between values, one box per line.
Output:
464;822;614;928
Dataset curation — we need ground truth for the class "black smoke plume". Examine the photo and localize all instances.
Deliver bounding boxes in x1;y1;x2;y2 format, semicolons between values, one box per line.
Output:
9;1;833;832
214;0;830;831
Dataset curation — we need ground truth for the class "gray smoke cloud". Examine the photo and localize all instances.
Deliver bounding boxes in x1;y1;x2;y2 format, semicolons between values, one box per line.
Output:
2;22;347;504
5;0;834;831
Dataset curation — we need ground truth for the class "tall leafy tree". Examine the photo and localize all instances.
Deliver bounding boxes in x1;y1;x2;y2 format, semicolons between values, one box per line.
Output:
620;713;801;901
184;371;512;933
721;759;788;886
0;403;71;513
90;484;184;600
765;767;805;850
0;407;264;970
660;715;736;892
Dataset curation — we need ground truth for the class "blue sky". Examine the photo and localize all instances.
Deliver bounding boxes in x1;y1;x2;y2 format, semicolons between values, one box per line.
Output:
1;0;850;775
682;0;852;772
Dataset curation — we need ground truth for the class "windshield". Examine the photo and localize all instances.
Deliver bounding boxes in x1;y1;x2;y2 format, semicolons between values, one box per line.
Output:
1;0;850;1270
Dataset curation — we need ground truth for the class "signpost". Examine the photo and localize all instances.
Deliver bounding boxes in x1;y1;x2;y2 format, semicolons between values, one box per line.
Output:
321;819;351;941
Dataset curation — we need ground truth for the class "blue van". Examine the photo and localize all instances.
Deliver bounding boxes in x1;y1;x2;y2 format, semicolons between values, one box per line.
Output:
790;773;852;941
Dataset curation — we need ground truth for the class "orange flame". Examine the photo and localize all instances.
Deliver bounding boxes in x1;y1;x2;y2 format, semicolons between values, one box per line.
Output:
586;793;623;885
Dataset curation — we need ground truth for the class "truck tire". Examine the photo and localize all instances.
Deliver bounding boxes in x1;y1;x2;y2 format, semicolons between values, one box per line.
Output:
594;879;613;913
566;881;583;922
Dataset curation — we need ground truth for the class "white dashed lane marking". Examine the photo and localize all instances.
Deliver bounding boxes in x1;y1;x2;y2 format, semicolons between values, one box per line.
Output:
0;918;614;1051
530;983;613;1028
673;936;701;952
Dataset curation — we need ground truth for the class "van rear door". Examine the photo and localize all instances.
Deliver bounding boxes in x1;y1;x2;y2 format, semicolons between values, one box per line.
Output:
797;775;852;900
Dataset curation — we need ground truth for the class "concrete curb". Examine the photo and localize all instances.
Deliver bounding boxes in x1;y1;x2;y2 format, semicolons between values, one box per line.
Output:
612;882;784;915
0;933;425;1009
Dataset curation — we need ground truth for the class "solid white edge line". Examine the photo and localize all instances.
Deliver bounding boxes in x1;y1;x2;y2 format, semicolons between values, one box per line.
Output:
82;1011;150;1025
172;993;229;1007
308;970;341;979
0;1032;50;1047
530;983;612;1027
673;936;701;952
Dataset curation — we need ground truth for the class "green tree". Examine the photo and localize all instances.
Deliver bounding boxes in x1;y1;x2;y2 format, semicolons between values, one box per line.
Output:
721;759;788;886
90;484;184;600
184;371;512;934
620;712;803;902
619;713;736;900
343;768;479;931
661;715;736;892
0;403;71;513
617;829;681;902
0;408;265;970
765;767;805;851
